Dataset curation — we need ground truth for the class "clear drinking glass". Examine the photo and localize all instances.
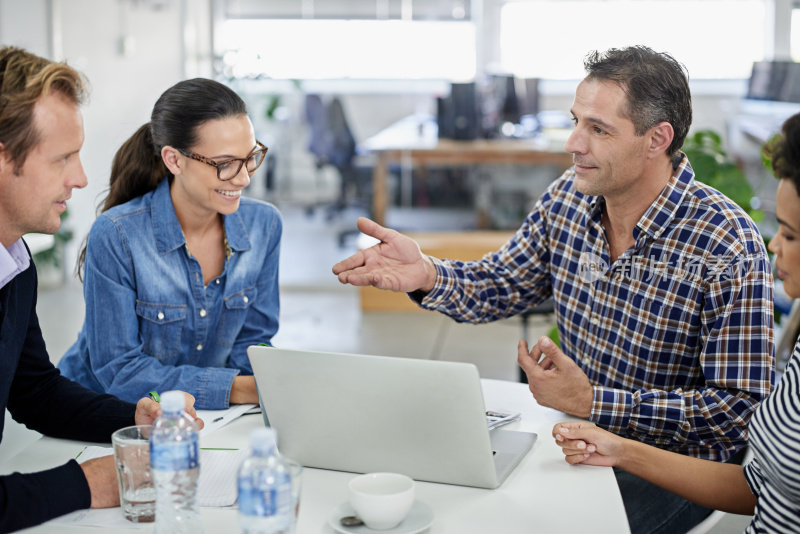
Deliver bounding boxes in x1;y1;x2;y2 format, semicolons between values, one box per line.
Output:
284;457;303;531
111;425;155;523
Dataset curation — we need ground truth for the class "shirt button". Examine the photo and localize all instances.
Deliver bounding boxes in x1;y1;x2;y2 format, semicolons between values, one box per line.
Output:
591;317;600;326
215;279;220;284
199;309;207;317
157;312;165;320
196;344;203;351
243;296;249;304
583;357;591;366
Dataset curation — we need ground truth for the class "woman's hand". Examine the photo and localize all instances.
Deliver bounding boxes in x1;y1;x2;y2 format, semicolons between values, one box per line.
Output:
552;421;626;467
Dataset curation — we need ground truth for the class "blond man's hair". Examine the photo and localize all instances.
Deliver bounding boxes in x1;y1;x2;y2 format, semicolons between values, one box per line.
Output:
0;46;88;172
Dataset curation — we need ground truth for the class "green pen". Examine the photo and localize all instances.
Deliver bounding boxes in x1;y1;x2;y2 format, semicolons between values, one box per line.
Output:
148;390;160;402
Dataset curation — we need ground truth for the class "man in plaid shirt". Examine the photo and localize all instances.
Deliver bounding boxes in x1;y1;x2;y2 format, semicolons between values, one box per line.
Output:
334;46;774;534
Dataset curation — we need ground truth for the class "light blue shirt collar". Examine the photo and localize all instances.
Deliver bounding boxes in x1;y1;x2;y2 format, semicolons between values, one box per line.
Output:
150;177;252;254
0;238;31;290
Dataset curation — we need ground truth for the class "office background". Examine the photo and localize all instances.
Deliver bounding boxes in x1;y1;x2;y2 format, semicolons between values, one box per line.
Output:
3;0;796;269
3;2;798;531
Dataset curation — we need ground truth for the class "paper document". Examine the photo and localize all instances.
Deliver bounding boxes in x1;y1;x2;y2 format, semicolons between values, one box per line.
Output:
70;445;246;507
486;410;521;430
197;403;258;437
197;448;248;506
51;442;249;528
47;508;144;530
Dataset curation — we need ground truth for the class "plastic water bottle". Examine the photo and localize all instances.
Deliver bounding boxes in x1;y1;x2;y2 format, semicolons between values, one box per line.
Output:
237;427;295;534
150;390;202;534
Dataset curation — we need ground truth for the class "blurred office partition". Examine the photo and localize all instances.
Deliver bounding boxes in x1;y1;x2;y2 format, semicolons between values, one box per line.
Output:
517;78;540;118
747;60;800;103
480;75;540;138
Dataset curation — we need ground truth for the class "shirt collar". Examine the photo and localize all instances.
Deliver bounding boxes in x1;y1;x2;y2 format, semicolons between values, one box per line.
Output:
0;238;31;290
150;177;252;254
634;152;693;242
584;152;692;240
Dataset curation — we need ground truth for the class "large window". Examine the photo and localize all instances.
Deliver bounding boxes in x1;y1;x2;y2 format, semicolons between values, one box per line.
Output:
218;18;476;80
792;7;800;60
500;1;767;80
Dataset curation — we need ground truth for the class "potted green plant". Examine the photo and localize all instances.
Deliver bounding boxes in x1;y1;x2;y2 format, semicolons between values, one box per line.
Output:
31;210;72;288
681;129;763;222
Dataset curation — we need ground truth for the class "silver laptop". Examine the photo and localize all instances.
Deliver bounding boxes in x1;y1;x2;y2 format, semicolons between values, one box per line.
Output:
247;346;537;489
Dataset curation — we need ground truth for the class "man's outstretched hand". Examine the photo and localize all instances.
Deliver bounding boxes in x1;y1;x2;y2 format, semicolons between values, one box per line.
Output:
332;217;438;293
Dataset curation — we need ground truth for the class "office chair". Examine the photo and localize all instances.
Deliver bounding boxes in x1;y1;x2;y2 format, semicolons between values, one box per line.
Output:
303;94;368;223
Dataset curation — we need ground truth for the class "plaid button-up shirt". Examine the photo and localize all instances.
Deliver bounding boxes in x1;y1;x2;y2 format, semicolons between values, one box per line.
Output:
420;154;775;461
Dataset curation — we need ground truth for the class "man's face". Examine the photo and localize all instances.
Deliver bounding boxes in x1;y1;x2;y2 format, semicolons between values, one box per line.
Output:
564;78;651;199
0;92;87;246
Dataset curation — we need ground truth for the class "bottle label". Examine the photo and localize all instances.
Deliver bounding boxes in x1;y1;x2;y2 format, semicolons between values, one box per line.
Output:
150;438;199;471
238;474;292;523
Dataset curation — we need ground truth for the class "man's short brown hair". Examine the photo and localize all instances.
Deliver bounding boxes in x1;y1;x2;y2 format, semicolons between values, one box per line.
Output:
0;46;87;172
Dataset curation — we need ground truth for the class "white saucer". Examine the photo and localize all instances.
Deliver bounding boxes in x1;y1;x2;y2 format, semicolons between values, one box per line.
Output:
328;501;434;534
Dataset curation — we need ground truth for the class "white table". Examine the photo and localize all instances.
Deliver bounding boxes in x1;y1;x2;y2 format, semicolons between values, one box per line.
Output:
9;379;629;533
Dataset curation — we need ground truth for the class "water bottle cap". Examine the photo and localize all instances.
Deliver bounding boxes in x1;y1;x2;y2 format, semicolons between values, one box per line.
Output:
160;390;185;412
250;427;277;451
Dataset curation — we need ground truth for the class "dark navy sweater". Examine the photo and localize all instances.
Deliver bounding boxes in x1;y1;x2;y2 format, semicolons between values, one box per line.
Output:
0;246;135;533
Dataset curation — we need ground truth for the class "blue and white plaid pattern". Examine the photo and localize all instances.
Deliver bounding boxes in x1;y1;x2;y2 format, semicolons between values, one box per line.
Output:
421;154;775;461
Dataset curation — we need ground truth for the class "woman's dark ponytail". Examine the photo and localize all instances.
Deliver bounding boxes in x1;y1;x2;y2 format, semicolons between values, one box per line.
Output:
104;123;167;211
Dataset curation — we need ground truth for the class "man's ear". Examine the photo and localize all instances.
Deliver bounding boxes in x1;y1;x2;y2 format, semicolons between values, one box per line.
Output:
161;145;182;176
648;122;674;158
0;142;10;176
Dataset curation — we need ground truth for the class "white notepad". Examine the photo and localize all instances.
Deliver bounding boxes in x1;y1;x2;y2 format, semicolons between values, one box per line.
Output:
75;445;246;507
196;448;248;506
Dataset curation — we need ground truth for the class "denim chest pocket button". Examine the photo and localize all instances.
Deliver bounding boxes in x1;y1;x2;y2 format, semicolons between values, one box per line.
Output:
136;302;186;324
135;301;187;360
223;288;256;310
217;287;258;349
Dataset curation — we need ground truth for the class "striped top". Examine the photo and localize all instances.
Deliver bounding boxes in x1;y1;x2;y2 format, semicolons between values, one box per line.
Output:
744;338;800;532
420;153;775;460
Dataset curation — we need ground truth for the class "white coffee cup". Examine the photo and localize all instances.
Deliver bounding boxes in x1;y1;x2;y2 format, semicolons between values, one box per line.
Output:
348;472;415;530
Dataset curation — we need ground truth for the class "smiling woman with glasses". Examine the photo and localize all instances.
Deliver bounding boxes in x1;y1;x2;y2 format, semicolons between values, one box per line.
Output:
57;78;282;410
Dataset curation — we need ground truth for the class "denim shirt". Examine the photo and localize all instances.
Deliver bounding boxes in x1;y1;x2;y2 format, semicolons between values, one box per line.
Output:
58;178;281;409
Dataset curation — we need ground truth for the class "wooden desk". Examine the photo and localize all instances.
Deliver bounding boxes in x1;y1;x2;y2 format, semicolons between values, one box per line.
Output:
361;115;574;226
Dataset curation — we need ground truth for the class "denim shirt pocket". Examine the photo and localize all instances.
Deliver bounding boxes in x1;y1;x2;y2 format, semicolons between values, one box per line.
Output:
216;287;257;349
135;300;187;362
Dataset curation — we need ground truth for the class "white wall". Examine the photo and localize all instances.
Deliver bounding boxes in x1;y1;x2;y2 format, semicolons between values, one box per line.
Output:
0;0;187;273
58;0;185;268
0;0;50;55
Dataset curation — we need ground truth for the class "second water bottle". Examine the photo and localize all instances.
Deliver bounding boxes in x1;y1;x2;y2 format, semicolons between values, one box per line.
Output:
238;427;295;534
